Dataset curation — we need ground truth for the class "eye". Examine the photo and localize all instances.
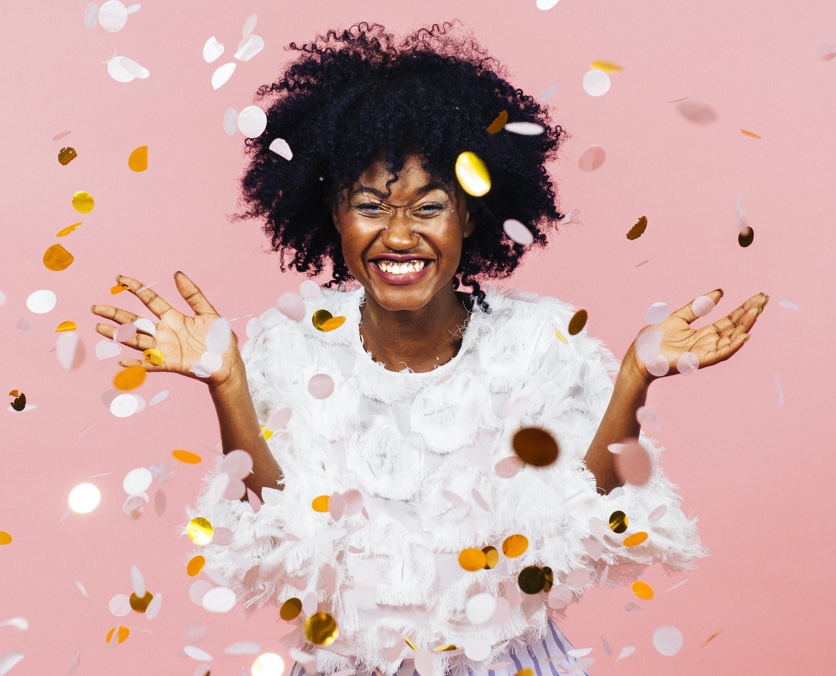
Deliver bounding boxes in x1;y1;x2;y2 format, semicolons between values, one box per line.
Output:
416;203;444;214
354;202;384;213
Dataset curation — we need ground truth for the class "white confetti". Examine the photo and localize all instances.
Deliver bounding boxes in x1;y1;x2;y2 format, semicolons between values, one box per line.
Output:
235;34;264;62
0;618;27;631
98;1;128;32
583;69;610;96
504;121;544;135
653;625;684;656
184;646;213;662
0;651;24;675
26;289;56;314
503;219;534;246
242;14;258;37
83;3;98;29
268;138;293;160
201;586;236;613
538;84;559;100
203;36;225;63
225;641;261;655
536;0;560;9
777;299;799;310
211;62;236;90
238;106;268;138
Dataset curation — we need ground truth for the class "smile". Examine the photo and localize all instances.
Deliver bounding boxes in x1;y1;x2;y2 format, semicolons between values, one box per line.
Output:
374;259;427;275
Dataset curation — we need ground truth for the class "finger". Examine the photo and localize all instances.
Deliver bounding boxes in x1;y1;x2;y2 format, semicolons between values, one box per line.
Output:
671;289;724;324
116;274;174;319
174;271;218;315
700;332;750;368
90;304;141;326
118;358;166;373
712;294;766;334
95;322;156;351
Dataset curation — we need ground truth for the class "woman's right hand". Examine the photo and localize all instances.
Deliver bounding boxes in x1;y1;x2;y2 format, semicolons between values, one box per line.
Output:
91;272;243;389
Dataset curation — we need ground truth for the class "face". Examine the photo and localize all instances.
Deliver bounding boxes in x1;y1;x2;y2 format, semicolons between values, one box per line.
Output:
331;154;474;312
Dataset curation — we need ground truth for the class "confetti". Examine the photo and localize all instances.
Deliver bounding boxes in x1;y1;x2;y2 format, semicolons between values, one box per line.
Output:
58;147;77;165
464;638;492;661
172;450;201;464
269;138;293;161
614;646;635;665
518;566;546;594
691;295;715;317
645;302;670;324
55;222;81;238
465;593;496;625
648;504;667;522
299;280;320;299
0;532;11;545
114;365;146;391
565;568;591;589
740;129;761;139
129;591;153;613
0;617;27;631
106;626;130;645
482;545;499;569
277;292;305;321
56;332;85;370
582;69;610;96
631;580;654;600
458;548;487;571
676;352;699;375
238;106;268;138
203;37;225;63
235;34;264;62
577;145;605;171
107;56;149;82
83;2;98;29
98;1;128;32
56;321;77;332
455;151;491;196
96;339;122;360
123;468;152;495
817;43;836;61
184;646;212;662
187;517;214;545
68;483;101;513
252;653;285;676
311;310;346;332
614;440;651;485
504;122;544;135
487;110;508;134
202;587;236;613
304;612;339;646
677;100;717;125
502;219;534;246
547;584;573;609
27;289;57;314
225;641;261;655
311;495;330;513
72;191;94;213
608;510;628;533
128;146;148;172
143;348;164;365
777;299;798;310
501;534;529;557
538;85;559;100
279;597;302;621
626;216;647;240
9;391;26;411
653;625;683;656
623;532;648;547
308;374;335;399
590;60;623;72
553;327;568;344
211;62;236;90
242;14;258;37
512;427;559;466
701;629;723;646
536;0;560;10
738;227;754;247
149;390;169;405
223;108;238;135
568;309;587;335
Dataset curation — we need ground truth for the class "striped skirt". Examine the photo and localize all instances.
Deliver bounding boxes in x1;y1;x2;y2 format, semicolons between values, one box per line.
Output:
289;619;590;676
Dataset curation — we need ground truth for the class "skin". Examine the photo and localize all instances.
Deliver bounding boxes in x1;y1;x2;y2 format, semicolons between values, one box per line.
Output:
90;152;768;495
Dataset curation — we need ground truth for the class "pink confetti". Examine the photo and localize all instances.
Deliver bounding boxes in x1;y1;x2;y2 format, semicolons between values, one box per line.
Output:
615;440;652;485
494;456;523;478
276;292;305;321
677;100;718;125
578;145;606;171
676;352;699;375
308;373;335;399
503;219;534;246
648;504;668;522
817;43;836;61
691;295;715;317
636;405;662;430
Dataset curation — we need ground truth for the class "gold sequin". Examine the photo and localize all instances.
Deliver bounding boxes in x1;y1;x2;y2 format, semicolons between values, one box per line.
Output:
129;591;153;613
482;545;499;569
312;309;346;332
590;61;623;72
512;427;559;467
0;532;12;545
553;328;568;344
56;321;77;332
609;510;628;533
71;191;94;214
280;597;303;621
143;348;165;366
187;517;214;545
631;580;654;600
501;534;529;558
627;216;648;240
43;244;74;271
738;227;754;248
311;496;330;513
58;147;78;165
186;555;205;576
487;110;509;134
623;531;648;547
455;152;491;197
172;450;201;464
56;222;82;237
9;391;26;411
458;548;488;571
518;566;546;594
568;309;587;335
740;129;761;139
304;612;339;645
433;644;459;652
114;365;146;391
128;146;148;172
106;625;130;644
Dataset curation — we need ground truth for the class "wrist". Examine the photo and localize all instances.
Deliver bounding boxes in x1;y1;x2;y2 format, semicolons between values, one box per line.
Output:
618;347;653;391
208;357;247;396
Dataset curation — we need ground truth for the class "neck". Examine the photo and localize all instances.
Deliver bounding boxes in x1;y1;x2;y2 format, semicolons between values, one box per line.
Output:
359;286;473;373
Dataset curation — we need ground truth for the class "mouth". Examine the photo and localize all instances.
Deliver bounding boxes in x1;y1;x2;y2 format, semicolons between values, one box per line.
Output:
368;257;434;285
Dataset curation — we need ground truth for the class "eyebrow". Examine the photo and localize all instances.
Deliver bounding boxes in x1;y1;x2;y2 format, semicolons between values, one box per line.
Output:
352;181;451;199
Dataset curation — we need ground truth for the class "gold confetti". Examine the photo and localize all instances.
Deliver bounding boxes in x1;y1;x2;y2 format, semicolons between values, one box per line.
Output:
304;612;339;646
623;531;648;547
701;629;723;646
631;580;654;600
738;226;754;248
9;391;26;411
43;243;74;271
72;191;95;214
455;151;491;197
260;425;274;440
403;636;418;651
542;566;554;592
110;284;130;295
187;517;214;545
143;348;165;366
433;644;459;652
501;534;529;558
515;670;534;676
311;495;330;513
172;449;201;464
114;365;146;391
740;129;761;139
568;309;587;335
518;566;546;594
56;321;77;332
280;597;303;621
609;510;628;533
58;147;78;165
482;545;499;569
106;625;130;645
128;145;149;172
458;548;488;571
186;555;205;576
553;327;568;344
627;215;648;240
590;60;623;72
312;310;346;332
512;427;559;466
56;222;82;237
0;532;12;545
129;591;153;613
487;110;508;134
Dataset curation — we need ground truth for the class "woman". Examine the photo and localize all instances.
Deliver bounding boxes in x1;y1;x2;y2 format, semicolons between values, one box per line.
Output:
91;22;765;676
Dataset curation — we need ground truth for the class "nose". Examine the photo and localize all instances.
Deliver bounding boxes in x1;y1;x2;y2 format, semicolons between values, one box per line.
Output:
380;210;420;250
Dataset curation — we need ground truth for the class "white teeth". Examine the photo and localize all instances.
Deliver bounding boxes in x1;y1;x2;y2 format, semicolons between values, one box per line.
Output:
376;260;427;275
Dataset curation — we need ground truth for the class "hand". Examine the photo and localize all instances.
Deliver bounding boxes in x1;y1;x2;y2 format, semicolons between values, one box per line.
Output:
91;272;242;389
623;289;768;383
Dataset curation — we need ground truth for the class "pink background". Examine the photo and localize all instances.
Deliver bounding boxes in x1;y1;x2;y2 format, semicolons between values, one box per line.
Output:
1;0;834;673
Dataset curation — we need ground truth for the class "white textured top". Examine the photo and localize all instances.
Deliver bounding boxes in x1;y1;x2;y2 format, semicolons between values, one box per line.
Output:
190;286;705;676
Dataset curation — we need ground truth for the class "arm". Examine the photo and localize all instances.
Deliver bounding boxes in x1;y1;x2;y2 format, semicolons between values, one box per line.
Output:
208;358;284;500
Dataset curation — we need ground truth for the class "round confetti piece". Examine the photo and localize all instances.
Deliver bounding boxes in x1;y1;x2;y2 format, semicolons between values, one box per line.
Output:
235;34;264;62
677;100;717;125
609;510;628;533
129;591;153;613
482;545;499;569
106;625;130;645
738;226;754;247
154;489;166;516
56;332;85;370
465;593;496;625
9;392;26;411
676;352;699;375
58;147;77;165
238;105;268;138
817;43;836;61
83;2;98;29
212;62;237;90
96;339;122;360
189;580;213;605
308;373;334;399
56;321;77;332
279;597;303;621
626;216;647;240
98;1;128;32
536;0;560;9
494;455;523;478
143;348;164;365
172;450;201;464
464;638;492;661
223;108;238;135
184;646;213;661
691;295;715;317
648;505;668;523
114;365;146;391
269;137;293;161
504;122;544;135
590;60;623;72
277;292;306;321
502;219;534;246
538;84;559;100
252;653;285;676
577;145;606;171
583;69;611;96
302;591;318;616
202;586;236;613
565;568;591;589
130;565;146;597
128;146;148;172
0;532;12;545
312;310;345;331
458;548;488;571
299;280;320;299
200;352;223;373
187;556;205;577
512;427;559;466
123;467;152;495
653;625;683;656
203;36;225;63
646;355;669;378
623;531;648;547
637;405;662;430
486;110;508;134
614;440;652;486
221;450;253;479
502;534;529;558
187;517;214;546
0;617;27;630
107;56;136;82
518;566;546;594
455;151;491;197
68;483;101;514
26;289;57;314
72;191;94;213
631;580;654;600
547;584;573;609
568;309;587;335
311;495;330;513
304;612;339;646
582;537;602;559
645;302;671;324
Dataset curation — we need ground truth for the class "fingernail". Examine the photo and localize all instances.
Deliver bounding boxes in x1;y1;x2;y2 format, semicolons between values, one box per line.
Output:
712;288;723;294
743;334;752;343
90;305;95;312
763;295;770;306
174;271;182;278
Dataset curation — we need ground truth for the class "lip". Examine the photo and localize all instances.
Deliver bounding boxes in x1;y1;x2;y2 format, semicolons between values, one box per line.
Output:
369;259;434;285
369;254;432;262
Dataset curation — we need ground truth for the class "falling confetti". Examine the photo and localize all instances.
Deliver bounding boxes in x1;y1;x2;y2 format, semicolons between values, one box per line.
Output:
212;62;237;90
458;548;488;571
234;34;264;62
252;653;285;676
608;510;628;533
277;292;305;321
311;496;330;513
676;352;699;375
455;152;491;196
43;244;74;271
56;332;85;370
511;427;559;466
691;295;715;317
701;629;723;646
0;652;24;673
536;0;560;9
677;100;717;125
304;613;339;646
568;309;587;335
645;302;671;324
269;138;293;160
238;106;268;138
582;69;611;96
614;440;652;485
623;532;649;547
577;145;606;171
56;222;82;237
98;1;129;32
143;348;164;365
503;219;534;246
308;374;334;399
129;591;153;613
482;546;499;568
187;517;214;545
626;216;647;240
172;450;201;464
9;391;26;411
56;321;77;332
487;110;508;134
311;310;346;332
128;146;148;172
738;227;754;247
0;532;12;545
114;365;146;391
72;191;94;213
817;43;836;61
187;556;205;577
280;598;302;621
58;147;78;165
517;566;547;594
631;580;654;600
653;625;683;656
68;483;101;514
107;56;149;82
740;129;761;139
504;122;544;135
106;625;130;645
203;37;225;63
202;586;236;613
502;534;529;557
553;327;568;344
538;85;559;100
590;60;623;72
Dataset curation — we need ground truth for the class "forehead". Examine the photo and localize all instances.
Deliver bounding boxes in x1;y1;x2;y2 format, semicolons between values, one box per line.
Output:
351;155;454;197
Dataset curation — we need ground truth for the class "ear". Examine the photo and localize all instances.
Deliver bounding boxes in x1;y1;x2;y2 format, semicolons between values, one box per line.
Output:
463;212;475;239
331;203;342;235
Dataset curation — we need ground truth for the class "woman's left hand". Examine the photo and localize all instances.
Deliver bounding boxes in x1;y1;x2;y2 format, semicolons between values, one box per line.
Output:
623;289;768;383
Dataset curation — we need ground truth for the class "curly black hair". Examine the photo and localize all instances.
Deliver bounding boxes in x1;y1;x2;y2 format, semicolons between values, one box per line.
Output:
237;20;566;312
